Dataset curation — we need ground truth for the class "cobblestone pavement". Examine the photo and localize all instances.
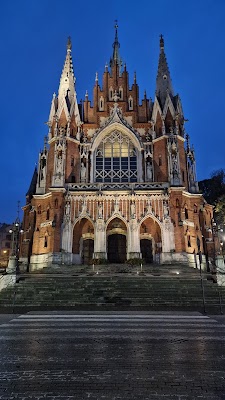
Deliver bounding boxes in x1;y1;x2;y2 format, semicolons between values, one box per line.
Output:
0;311;225;399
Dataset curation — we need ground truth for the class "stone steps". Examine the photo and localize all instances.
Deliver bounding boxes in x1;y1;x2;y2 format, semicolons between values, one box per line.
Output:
0;263;223;311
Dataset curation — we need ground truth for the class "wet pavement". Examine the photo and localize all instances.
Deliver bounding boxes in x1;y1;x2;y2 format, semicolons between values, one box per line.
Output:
0;311;225;399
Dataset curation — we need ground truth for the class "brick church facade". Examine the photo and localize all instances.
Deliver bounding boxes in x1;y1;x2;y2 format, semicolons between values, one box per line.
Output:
20;26;214;270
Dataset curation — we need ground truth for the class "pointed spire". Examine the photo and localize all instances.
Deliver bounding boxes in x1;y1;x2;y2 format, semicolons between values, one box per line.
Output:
156;34;174;107
110;20;123;71
58;36;76;102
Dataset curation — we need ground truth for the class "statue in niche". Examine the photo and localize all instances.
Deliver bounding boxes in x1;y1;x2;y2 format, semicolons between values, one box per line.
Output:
65;201;71;216
56;152;63;174
80;162;86;182
146;197;152;214
146;161;153;181
81;198;87;214
172;154;179;177
130;201;136;219
98;202;103;219
163;200;169;219
114;197;120;213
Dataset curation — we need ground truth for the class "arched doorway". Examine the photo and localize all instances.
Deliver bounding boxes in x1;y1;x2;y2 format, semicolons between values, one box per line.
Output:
107;218;127;263
108;234;126;263
72;218;94;264
82;239;94;264
140;239;153;263
140;217;162;263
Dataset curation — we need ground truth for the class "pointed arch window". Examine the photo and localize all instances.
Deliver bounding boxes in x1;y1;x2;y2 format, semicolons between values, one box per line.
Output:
109;87;113;100
119;87;123;100
99;96;104;111
95;130;137;183
128;96;133;110
46;208;50;220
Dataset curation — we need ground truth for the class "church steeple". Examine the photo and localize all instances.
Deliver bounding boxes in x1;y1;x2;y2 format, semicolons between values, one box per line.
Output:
110;21;123;72
156;35;174;108
58;37;76;103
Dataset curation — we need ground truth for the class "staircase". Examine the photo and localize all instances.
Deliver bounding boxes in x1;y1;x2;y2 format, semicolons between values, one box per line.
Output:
0;263;224;313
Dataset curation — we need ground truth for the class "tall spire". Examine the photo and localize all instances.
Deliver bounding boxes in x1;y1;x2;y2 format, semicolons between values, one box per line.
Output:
58;36;76;103
155;34;174;107
110;20;123;71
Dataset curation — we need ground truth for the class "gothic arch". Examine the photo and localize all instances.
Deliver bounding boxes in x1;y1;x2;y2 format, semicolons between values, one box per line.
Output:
91;122;142;153
91;124;143;184
106;214;129;231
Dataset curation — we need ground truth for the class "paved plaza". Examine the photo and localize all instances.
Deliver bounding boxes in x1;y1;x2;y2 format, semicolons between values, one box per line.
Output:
0;312;225;399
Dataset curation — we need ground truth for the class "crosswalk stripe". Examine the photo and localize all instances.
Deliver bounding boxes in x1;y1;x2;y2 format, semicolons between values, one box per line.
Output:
18;314;210;319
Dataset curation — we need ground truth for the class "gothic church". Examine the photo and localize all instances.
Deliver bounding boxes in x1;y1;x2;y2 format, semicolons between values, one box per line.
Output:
21;25;214;270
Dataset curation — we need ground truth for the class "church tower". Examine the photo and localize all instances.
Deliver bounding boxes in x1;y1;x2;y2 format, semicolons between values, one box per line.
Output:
20;25;214;270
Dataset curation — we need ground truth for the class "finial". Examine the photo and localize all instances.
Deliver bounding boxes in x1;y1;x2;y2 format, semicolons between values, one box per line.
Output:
134;71;137;83
124;63;127;71
85;90;88;98
160;34;164;50
53;92;56;99
114;19;118;30
67;36;72;51
105;62;108;72
144;90;147;99
95;72;98;82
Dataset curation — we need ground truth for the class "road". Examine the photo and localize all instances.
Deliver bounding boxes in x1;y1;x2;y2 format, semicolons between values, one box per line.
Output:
0;311;225;399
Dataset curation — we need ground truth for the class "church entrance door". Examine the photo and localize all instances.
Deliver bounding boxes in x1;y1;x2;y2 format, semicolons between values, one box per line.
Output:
108;234;126;263
82;239;94;264
140;239;153;263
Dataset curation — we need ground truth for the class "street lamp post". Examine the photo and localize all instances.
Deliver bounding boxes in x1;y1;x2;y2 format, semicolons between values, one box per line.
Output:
7;202;24;274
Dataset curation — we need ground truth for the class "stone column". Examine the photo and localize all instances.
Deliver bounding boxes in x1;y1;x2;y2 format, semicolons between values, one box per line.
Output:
161;219;175;263
93;219;107;260
127;219;141;259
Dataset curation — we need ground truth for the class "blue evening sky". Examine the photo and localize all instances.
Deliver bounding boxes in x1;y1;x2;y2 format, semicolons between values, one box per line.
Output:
0;0;224;223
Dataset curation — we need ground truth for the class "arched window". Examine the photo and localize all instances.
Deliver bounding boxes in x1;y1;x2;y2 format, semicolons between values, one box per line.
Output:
158;155;162;166
46;208;50;220
99;96;104;111
95;130;137;183
128;96;133;110
176;199;180;208
37;205;41;214
194;204;198;213
71;156;74;166
44;234;48;248
54;199;58;209
185;208;188;219
119;87;123;100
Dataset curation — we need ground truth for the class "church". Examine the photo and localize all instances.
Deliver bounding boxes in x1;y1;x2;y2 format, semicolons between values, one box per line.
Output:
20;25;214;270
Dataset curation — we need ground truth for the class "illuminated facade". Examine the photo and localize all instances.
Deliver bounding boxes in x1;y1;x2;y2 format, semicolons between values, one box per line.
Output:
21;26;214;270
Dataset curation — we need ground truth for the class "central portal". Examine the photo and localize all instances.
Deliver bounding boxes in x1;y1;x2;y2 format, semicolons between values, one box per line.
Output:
140;239;153;263
108;234;126;263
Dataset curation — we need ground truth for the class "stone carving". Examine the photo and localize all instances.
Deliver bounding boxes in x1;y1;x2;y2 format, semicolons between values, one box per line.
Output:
130;201;136;219
80;162;86;182
146;161;153;181
98;202;103;219
163;200;169;219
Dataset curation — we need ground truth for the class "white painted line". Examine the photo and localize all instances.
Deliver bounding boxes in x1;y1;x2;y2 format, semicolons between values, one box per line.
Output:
18;314;210;319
